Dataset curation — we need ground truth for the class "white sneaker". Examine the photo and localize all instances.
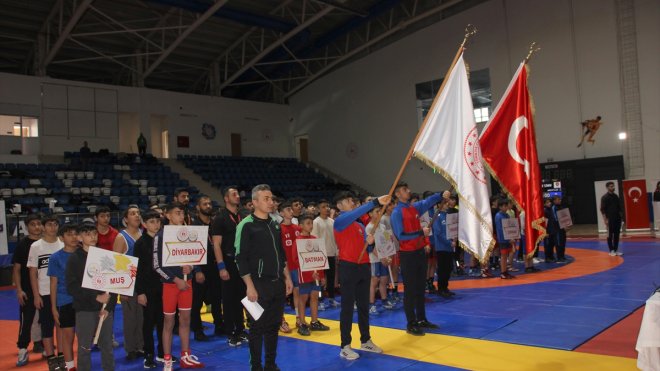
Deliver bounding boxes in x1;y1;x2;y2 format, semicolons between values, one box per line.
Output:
608;250;616;256
328;298;340;307
360;339;383;353
532;258;542;264
16;348;28;367
318;302;327;311
615;251;624;256
339;345;359;360
163;358;173;371
369;305;379;315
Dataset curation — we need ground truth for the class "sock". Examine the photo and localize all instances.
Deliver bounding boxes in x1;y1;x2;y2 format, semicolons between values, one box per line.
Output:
66;360;74;370
164;354;171;361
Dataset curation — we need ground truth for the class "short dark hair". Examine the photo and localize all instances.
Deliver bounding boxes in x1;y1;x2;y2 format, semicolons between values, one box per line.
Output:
222;186;238;198
291;196;304;204
25;213;43;225
317;199;329;206
58;223;78;236
278;200;292;212
42;214;59;225
142;210;161;222
298;213;314;224
95;206;111;216
498;199;510;208
394;181;408;192
605;181;614;187
122;205;140;219
306;202;317;208
174;188;189;197
196;195;211;205
77;223;97;233
333;191;355;205
165;202;184;213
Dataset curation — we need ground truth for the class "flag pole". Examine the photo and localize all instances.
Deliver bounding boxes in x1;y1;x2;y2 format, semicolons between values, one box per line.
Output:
357;24;478;263
524;42;541;64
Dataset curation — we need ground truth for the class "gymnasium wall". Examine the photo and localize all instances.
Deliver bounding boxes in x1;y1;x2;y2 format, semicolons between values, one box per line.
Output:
289;0;660;194
0;73;292;158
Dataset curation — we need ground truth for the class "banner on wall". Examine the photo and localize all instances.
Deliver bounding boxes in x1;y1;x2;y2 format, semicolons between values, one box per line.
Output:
0;200;7;255
594;180;619;233
622;179;650;230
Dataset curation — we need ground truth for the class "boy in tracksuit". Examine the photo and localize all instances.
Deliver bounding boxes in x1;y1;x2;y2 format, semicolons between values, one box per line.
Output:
495;199;516;279
333;191;390;360
432;198;456;298
391;182;442;336
551;196;568;263
65;223;117;371
152;202;205;370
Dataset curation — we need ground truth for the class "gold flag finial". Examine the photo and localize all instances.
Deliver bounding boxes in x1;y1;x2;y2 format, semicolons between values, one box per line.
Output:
525;42;541;63
460;24;478;49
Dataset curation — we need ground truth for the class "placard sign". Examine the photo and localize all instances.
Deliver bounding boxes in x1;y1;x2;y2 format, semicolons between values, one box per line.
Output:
375;229;397;258
446;212;458;240
162;225;208;266
502;218;521;240
82;246;138;296
296;238;328;272
557;208;573;229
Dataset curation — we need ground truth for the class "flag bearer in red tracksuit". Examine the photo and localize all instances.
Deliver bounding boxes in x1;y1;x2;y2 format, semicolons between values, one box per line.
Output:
391;181;443;336
333;191;390;361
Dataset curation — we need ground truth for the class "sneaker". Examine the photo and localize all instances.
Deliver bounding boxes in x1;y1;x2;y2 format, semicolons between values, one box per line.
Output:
194;330;210;342
163;357;173;371
297;323;311;336
525;267;541;273
532;258;542;264
382;301;394;310
369;305;379;316
508;266;520;272
406;325;425;336
328;298;340;307
238;330;249;343
17;348;28;367
32;341;44;354
46;356;60;371
112;339;120;348
545;258;556;263
609;250;616;256
360;339;383;353
500;272;514;279
438;290;452;298
353;303;357;311
416;320;439;329
143;355;156;369
318;302;327;311
309;320;330;331
227;335;242;347
615;251;623;256
480;269;494;278
156;355;178;363
279;319;293;333
264;363;281;371
556;258;567;263
180;351;204;369
339;345;359;360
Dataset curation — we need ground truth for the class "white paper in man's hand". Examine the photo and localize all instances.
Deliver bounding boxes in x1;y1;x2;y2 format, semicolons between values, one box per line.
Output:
241;296;264;321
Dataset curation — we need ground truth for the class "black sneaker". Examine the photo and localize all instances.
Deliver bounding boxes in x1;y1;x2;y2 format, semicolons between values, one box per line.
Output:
297;323;311;336
525;267;541;273
417;320;439;329
406;325;425;336
239;330;249;343
264;363;281;371
309;320;330;331
227;335;242;347
143;356;157;369
194;329;211;342
438;290;452;298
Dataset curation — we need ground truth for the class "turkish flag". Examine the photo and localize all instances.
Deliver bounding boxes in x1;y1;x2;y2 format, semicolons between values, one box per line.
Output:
479;62;546;256
622;179;649;229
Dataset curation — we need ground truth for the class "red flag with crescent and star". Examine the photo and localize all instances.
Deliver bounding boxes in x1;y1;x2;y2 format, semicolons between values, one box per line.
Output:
622;179;649;230
479;62;546;256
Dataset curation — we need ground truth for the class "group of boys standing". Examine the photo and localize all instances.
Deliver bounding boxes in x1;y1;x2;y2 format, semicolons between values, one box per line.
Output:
15;180;549;371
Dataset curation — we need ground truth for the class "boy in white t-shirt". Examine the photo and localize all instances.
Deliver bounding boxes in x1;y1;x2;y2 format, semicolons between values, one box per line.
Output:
312;199;340;308
366;208;395;315
27;215;64;369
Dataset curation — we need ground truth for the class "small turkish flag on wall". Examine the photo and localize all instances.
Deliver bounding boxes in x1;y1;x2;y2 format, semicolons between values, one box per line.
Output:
622;179;649;229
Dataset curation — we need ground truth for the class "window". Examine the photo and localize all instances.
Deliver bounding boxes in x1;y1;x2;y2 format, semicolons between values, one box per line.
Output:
416;68;492;130
0;115;39;137
474;107;489;123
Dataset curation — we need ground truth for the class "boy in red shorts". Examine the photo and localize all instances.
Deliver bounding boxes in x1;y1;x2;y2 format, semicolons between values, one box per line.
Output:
295;214;330;335
153;202;205;370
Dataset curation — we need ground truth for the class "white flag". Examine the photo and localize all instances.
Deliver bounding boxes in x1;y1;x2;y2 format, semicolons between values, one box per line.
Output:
413;54;495;263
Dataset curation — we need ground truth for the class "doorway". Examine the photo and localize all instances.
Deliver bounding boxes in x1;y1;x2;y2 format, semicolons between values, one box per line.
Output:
161;130;169;159
295;135;309;163
231;133;242;157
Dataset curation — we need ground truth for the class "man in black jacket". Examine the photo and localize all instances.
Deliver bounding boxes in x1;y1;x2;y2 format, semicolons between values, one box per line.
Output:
65;223;117;371
600;182;623;256
236;184;293;371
